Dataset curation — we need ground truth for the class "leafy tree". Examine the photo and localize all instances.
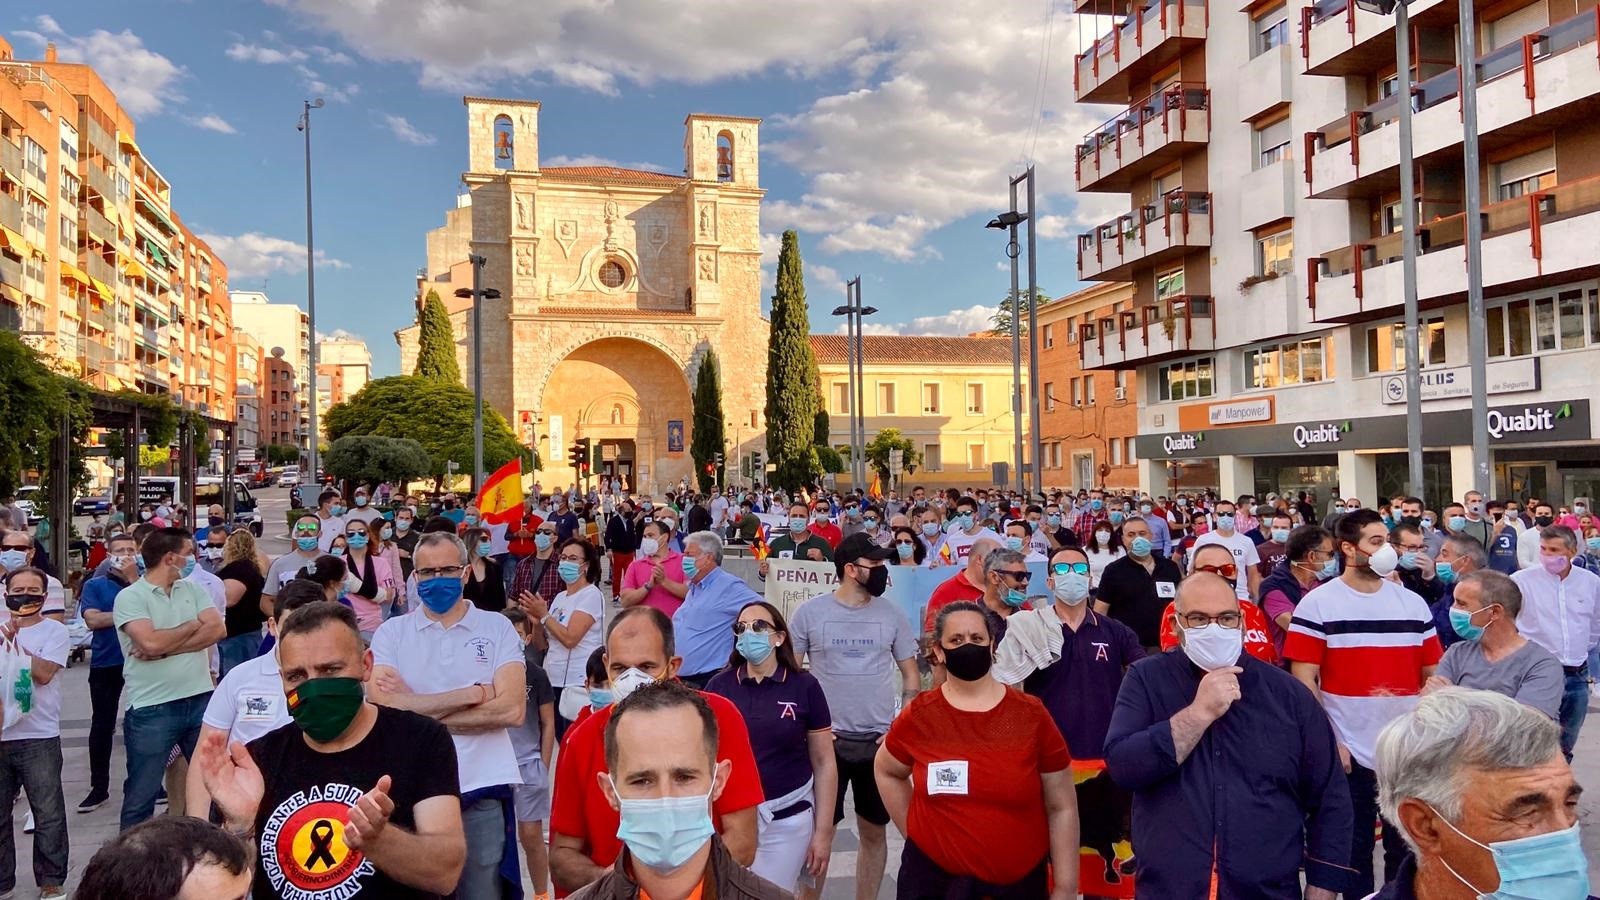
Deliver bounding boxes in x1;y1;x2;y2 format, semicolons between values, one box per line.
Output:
0;333;71;497
865;428;920;481
764;230;821;491
264;444;300;465
812;408;829;447
139;447;171;471
815;445;846;475
324;435;431;488
325;375;529;488
989;287;1051;338
689;350;726;493
413;290;461;383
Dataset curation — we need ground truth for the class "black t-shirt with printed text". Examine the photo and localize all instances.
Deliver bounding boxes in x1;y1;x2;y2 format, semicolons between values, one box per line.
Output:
247;705;460;900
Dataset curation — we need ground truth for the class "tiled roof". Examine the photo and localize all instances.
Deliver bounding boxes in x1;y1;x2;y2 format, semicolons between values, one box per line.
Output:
540;166;686;184
809;334;1014;366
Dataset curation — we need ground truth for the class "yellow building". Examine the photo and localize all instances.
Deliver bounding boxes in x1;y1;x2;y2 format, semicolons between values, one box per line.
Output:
810;334;1023;490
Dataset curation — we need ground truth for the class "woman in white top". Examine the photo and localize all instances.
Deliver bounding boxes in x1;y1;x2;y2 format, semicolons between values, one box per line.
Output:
524;537;603;739
1083;523;1126;589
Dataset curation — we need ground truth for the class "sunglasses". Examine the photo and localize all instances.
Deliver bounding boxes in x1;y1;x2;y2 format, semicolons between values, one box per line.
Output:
1051;562;1090;576
1195;563;1239;579
995;569;1031;583
732;620;776;635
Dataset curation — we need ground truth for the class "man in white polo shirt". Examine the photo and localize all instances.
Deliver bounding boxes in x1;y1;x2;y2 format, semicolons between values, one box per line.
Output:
369;532;527;899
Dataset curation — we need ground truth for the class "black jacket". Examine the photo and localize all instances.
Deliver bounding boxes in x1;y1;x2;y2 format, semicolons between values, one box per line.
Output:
568;836;793;900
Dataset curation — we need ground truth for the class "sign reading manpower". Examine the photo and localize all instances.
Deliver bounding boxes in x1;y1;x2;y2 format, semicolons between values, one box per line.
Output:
1380;358;1539;405
1208;399;1274;425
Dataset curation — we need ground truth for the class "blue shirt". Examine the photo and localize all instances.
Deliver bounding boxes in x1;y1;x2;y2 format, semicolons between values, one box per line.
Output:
1489;528;1520;574
1429;584;1464;648
1146;514;1173;556
1021;610;1145;759
1104;651;1355;898
705;666;831;800
674;566;763;677
78;573;127;667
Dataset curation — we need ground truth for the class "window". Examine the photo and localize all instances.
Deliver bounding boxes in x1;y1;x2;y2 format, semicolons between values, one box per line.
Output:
1157;357;1215;401
1254;117;1293;170
1487;289;1600;357
968;443;987;471
923;443;943;472
1255;228;1294;276
1085;376;1097;405
1043;323;1054;349
1495;147;1555;201
60;171;79;207
1066;315;1077;343
1115;369;1128;391
833;382;851;414
22;138;46;180
59;215;77;249
1366;317;1445;372
1111;438;1124;465
115;173;130;203
598;259;627;288
966;383;985;415
922;382;941;414
1485;0;1550;51
1383;198;1423;234
1045;382;1057;411
1244;337;1331;388
1156;267;1186;301
877;382;896;415
1125;437;1137;464
749;410;759;429
1253;4;1290;56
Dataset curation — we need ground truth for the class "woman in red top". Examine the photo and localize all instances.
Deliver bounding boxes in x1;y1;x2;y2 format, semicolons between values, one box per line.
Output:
875;601;1080;899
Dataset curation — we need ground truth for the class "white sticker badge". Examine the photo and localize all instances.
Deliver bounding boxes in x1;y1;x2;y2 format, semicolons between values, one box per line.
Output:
1156;581;1177;598
926;759;969;796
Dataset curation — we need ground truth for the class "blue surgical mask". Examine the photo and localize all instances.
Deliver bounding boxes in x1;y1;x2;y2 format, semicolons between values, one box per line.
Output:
477;542;494;558
1129;536;1152;557
610;780;715;873
681;557;699;580
347;533;369;550
1271;528;1291;543
957;513;974;529
1398;551;1420;571
558;560;581;583
1432;811;1589;900
863;517;878;529
0;550;26;570
1216;515;1235;531
1003;587;1027;609
790;517;808;532
1005;536;1024;552
1421;517;1435;530
380;527;393;540
395;519;412;533
535;533;554;551
180;555;197;578
464;514;480;526
330;504;346;517
1052;572;1091;605
736;629;773;664
295;536;320;552
589;687;613;712
1448;515;1467;532
1318;557;1340;580
354;496;369;507
1436;560;1457;583
1448;605;1490;641
1587;537;1600;555
1047;514;1062;526
1109;511;1125;526
1090;499;1103;511
896;542;914;559
416;576;463;615
921;522;940;537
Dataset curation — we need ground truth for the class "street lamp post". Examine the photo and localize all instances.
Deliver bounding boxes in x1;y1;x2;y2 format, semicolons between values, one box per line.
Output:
1456;0;1491;495
298;98;324;483
1019;167;1043;500
456;256;501;491
987;205;1029;496
830;297;857;485
832;280;876;489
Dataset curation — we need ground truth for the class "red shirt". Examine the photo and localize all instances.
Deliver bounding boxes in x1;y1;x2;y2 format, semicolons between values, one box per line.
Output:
811;521;843;549
922;569;985;634
884;687;1071;885
549;688;765;890
1157;600;1279;664
507;512;544;557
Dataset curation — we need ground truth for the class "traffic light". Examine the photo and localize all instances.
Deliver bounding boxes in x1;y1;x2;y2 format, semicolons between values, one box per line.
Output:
576;437;592;475
704;462;716;475
714;452;724;467
751;450;762;471
568;442;584;469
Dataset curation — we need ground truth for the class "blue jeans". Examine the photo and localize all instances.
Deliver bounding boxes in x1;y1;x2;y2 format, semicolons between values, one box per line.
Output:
1560;669;1589;761
216;632;263;680
0;737;67;892
120;692;210;830
459;794;509;900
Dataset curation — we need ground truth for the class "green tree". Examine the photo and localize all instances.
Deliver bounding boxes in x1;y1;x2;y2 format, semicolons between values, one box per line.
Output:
264;444;300;465
764;230;820;491
324;435;431;488
689;350;726;493
0;333;71;497
812;408;829;447
989;287;1051;338
325;375;529;488
815;445;846;475
139;446;171;471
413;290;461;383
865;428;920;481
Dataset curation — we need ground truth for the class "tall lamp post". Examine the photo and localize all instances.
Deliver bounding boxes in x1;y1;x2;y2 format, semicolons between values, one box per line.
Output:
297;98;324;483
987;202;1030;496
832;280;876;489
456;255;501;490
1355;0;1424;497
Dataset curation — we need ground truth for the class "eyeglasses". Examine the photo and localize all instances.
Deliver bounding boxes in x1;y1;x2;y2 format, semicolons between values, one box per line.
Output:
995;569;1031;583
732;621;776;635
1178;611;1243;629
1195;563;1238;579
536;528;557;536
415;566;463;579
1051;562;1090;576
894;541;916;548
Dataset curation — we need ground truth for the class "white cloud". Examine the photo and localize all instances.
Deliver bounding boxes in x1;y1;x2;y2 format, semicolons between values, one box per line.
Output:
381;114;436;146
317;328;366;342
542;155;669;173
190;114;237;135
312;46;354;65
197;232;349;280
18;17;183;116
226;42;307;64
840;304;999;337
225;34;360;102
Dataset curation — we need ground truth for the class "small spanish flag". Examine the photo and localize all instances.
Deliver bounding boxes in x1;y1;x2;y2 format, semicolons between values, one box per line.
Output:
939;541;953;564
868;472;883;501
475;458;525;527
752;523;771;560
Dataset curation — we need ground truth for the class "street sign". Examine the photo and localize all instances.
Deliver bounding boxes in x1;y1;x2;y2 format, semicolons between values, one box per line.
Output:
889;452;903;478
991;462;1009;487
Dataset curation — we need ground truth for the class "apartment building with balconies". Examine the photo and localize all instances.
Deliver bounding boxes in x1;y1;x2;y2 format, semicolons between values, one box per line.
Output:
1072;0;1600;508
1036;282;1143;492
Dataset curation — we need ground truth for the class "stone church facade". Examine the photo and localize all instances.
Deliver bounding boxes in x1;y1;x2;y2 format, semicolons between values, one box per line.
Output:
398;98;769;494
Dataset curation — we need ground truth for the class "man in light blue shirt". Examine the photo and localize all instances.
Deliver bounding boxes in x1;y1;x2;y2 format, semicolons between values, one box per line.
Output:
673;531;762;687
1142;500;1174;556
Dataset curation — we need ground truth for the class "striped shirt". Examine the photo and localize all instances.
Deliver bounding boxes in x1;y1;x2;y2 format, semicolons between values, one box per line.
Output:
1283;577;1442;769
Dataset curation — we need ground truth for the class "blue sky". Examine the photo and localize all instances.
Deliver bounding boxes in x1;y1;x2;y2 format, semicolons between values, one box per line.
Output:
13;1;1123;376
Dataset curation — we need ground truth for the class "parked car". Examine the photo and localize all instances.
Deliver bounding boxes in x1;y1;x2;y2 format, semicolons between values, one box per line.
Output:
73;493;112;516
13;486;42;525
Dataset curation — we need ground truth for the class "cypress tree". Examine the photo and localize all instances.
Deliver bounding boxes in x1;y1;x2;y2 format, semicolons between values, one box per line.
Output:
764;230;819;491
413;290;462;383
690;349;726;493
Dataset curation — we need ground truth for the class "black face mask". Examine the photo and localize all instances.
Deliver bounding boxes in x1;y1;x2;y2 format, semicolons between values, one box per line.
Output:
941;642;993;682
1535;515;1555;527
855;565;890;598
1399;515;1422;528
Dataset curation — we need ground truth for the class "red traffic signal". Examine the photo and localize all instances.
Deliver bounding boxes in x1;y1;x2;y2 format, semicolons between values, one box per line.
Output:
704;463;715;474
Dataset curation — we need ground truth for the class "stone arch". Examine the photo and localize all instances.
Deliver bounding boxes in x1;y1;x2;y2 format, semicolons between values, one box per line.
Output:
716;131;735;182
493;115;515;170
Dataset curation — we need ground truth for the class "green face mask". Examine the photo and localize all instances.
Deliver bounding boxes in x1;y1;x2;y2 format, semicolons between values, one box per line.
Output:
287;677;365;743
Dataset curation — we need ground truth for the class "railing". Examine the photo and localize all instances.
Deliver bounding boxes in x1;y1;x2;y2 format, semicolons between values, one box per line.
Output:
1077;191;1212;272
1307;8;1599;173
82;206;115;243
0;140;20;181
0;192;20;232
82;164;114;203
1076;0;1209;91
1299;0;1354;68
1079;295;1215;363
1313;172;1600;303
84;254;116;288
1077;82;1210;167
0;255;20;290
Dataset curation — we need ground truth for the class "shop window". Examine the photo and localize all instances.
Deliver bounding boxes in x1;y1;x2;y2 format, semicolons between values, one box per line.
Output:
1365;317;1444;372
1254;116;1293;170
1158;357;1214;402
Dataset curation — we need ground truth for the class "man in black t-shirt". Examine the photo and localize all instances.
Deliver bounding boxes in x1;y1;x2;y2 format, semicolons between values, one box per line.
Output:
1093;516;1184;651
196;601;466;899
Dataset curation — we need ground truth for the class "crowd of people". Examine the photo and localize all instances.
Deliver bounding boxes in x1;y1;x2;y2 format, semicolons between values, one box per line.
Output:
0;477;1594;899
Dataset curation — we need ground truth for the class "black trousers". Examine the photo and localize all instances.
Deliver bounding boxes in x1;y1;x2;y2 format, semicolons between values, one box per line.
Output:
1345;760;1410;899
896;839;1047;900
86;665;124;794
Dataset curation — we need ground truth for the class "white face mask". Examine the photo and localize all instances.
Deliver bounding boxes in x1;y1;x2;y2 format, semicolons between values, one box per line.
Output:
610;667;656;705
1179;622;1244;671
639;538;661;557
1364;542;1400;577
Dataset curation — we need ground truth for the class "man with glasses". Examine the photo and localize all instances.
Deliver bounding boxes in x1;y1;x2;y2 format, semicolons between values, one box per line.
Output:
263;514;325;603
1388;522;1443;606
1191;501;1261;602
673;532;762;688
1095;517;1184;653
0;533;65;620
511;519;567;617
370;531;527;897
1260;525;1336;658
1157;544;1278;664
1104;571;1351;900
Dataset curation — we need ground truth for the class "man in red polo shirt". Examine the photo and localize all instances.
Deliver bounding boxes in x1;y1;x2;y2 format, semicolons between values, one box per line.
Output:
921;538;999;634
549;606;763;894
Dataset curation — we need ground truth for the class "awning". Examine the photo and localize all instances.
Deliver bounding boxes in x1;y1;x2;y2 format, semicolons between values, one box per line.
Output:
117;131;141;157
59;261;92;287
135;197;176;235
90;277;115;300
0;226;31;257
0;283;21;304
143;239;172;270
119;254;147;280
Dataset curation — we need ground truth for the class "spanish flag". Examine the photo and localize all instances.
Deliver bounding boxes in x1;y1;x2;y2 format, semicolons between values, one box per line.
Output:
752;523;771;561
868;472;883;501
475;459;525;526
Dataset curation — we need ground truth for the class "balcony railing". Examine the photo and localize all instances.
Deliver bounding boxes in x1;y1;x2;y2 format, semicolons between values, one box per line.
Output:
84;254;116;288
1077;191;1212;280
0;140;20;183
1310;10;1598;162
1076;83;1210;190
1079;295;1216;367
82;205;115;244
82;164;114;203
1309;172;1600;315
0;192;20;233
1075;0;1209;101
